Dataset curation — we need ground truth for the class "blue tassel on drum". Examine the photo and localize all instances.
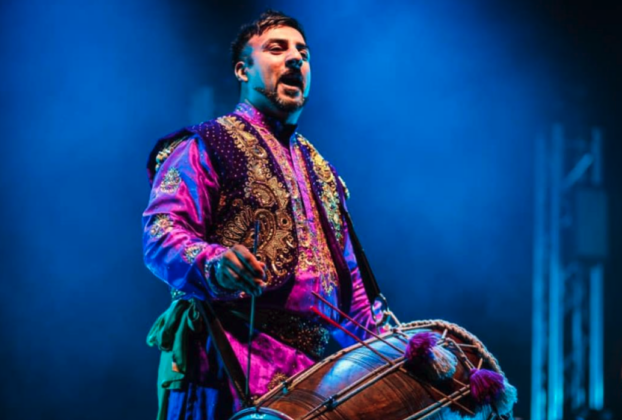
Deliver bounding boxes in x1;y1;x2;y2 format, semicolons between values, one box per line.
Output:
404;331;457;381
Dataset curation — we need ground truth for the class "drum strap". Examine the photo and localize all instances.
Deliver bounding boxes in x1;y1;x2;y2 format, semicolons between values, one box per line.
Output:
191;297;252;408
342;208;383;305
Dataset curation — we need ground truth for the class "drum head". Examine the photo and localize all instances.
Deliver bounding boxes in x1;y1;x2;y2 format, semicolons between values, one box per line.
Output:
229;407;294;420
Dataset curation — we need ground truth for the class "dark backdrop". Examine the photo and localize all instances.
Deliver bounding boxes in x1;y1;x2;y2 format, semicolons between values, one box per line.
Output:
1;0;620;419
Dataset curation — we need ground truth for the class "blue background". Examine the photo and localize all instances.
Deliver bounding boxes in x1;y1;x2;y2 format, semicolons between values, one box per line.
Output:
1;0;621;419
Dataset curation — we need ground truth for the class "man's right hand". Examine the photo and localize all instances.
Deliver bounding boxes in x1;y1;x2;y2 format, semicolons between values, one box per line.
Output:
214;244;267;296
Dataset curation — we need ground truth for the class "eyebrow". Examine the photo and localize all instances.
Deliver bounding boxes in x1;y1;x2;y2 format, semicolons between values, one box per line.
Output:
262;38;311;52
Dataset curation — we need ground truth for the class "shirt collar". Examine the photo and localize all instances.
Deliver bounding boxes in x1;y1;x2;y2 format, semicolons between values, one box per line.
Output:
233;102;298;145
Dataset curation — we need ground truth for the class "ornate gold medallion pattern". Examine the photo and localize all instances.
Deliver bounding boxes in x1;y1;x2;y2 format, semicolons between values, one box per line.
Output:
216;116;296;285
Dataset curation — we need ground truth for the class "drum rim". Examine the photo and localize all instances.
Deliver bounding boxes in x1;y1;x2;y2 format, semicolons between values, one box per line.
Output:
229;406;295;420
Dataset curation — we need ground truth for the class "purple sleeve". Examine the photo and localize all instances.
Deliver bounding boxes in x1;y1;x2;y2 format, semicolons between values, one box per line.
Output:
142;136;239;300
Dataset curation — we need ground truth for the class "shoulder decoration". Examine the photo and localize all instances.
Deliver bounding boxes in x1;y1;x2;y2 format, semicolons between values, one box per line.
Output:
155;139;184;172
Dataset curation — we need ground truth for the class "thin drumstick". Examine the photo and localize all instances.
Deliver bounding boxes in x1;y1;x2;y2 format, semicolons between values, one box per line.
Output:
245;220;260;402
310;306;394;364
311;291;404;354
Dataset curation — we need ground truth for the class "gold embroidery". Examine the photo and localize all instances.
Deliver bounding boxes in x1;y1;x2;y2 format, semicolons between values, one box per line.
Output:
297;135;344;244
155;139;183;172
248;123;338;295
160;167;182;194
267;372;289;391
183;243;206;264
216;116;296;285
291;143;339;295
149;214;174;239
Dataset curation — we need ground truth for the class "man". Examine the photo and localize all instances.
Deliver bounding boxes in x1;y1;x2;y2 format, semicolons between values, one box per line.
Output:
143;11;379;420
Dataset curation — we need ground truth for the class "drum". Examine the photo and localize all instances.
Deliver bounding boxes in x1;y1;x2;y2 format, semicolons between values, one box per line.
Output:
230;320;515;420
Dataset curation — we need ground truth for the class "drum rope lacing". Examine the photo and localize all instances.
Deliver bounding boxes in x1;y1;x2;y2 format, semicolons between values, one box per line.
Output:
254;321;503;420
251;290;507;420
295;334;489;420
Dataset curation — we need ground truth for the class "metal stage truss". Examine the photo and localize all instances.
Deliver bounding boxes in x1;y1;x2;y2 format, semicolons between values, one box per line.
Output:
531;124;608;420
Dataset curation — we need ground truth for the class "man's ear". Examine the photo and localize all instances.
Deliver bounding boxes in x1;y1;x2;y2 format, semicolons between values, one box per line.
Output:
234;61;248;83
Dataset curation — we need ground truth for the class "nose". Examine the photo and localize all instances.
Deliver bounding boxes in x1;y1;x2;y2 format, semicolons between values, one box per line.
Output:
286;49;303;70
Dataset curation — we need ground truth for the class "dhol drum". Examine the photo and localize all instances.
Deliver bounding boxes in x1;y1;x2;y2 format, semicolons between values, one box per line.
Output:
230;319;516;420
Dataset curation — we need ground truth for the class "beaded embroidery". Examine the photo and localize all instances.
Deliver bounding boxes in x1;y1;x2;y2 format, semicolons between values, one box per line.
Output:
182;243;207;264
149;214;174;239
159;167;182;194
258;310;330;360
154;139;183;172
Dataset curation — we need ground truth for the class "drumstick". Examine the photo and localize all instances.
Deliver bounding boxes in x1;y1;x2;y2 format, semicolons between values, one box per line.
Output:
245;220;260;402
311;291;404;354
310;306;394;364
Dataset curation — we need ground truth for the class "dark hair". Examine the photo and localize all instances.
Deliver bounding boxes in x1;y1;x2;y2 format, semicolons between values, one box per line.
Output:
230;10;306;69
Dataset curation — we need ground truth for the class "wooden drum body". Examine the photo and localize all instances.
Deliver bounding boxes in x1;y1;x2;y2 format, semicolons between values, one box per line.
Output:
231;320;514;420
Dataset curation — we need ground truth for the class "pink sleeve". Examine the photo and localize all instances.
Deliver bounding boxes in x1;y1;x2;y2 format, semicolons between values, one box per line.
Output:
142;136;239;300
339;227;379;344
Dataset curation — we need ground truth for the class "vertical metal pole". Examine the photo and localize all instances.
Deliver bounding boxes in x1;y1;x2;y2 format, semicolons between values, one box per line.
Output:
570;268;585;410
589;127;604;410
532;133;548;420
548;124;564;420
589;264;604;410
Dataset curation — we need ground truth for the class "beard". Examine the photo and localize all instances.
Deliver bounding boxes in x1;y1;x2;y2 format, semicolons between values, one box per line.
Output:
255;85;308;112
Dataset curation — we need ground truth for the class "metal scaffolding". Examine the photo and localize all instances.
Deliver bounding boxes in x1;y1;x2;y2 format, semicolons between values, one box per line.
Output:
531;124;607;420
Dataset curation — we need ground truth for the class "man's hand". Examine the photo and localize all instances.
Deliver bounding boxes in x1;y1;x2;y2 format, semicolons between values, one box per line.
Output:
215;244;267;296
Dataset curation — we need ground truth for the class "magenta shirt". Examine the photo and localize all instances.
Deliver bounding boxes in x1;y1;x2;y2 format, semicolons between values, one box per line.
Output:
143;103;376;402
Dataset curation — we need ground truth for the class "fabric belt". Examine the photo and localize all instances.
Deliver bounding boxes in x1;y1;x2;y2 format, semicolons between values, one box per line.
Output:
228;308;330;360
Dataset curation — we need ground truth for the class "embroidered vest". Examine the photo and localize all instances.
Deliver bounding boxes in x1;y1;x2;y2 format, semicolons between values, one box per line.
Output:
148;114;352;308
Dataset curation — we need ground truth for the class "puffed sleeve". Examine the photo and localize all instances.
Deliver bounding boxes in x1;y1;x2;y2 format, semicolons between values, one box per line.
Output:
142;135;239;301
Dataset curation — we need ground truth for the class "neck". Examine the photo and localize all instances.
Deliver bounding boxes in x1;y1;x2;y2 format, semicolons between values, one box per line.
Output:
241;98;302;125
234;102;298;145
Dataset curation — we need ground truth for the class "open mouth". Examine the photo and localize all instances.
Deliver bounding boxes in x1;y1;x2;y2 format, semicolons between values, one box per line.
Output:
279;73;303;90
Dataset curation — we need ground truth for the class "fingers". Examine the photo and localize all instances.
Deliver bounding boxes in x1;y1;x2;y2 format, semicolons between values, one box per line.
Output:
216;245;267;296
233;246;266;278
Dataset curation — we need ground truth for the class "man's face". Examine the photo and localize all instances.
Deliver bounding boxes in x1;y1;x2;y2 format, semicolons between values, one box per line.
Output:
240;26;311;114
